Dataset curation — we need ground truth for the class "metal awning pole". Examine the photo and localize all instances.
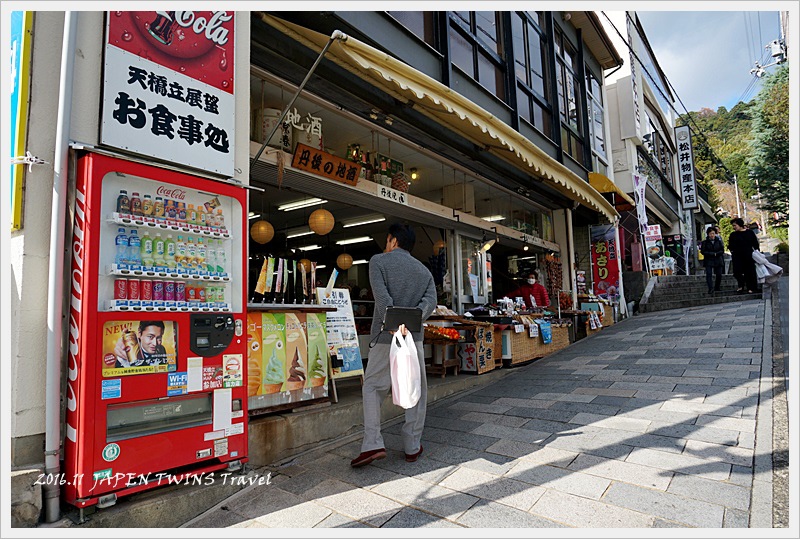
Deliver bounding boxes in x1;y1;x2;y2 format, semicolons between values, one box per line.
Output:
250;30;347;169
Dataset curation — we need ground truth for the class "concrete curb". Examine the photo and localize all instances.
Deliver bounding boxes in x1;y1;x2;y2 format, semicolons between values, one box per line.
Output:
750;284;773;527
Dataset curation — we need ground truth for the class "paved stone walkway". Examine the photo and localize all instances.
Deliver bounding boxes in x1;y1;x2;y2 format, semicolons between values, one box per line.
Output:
183;298;775;529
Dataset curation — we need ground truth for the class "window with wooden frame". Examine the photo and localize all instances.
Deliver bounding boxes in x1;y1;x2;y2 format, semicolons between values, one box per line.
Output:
554;27;585;165
449;11;506;100
511;11;552;138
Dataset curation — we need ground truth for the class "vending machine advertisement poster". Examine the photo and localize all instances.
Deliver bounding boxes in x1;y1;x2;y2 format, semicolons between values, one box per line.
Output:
63;152;247;508
101;11;235;175
102;320;178;376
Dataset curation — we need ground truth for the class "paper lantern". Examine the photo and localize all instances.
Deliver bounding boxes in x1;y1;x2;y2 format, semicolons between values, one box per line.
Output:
433;240;446;254
250;220;274;244
298;258;312;273
308;208;335;235
336;253;353;270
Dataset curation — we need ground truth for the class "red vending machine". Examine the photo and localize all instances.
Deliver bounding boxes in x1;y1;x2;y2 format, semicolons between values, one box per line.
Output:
63;152;248;508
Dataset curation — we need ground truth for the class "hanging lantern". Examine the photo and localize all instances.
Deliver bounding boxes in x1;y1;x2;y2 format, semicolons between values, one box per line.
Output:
298;258;312;273
336;253;353;270
308;208;335;235
250;220;274;244
433;240;446;254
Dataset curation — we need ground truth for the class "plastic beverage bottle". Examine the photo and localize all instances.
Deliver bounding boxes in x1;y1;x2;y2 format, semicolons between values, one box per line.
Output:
115;228;128;266
187;204;197;226
216;285;225;305
142;195;154;218
128;230;141;267
153;197;165;220
215;242;226;274
186;236;197;271
164;234;176;270
175;235;187;270
153;233;165;268
166;200;177;220
130;192;143;216
215;209;225;229
206;239;217;274
140;230;154;269
197;207;206;228
116;190;130;214
196;237;206;271
177;202;187;224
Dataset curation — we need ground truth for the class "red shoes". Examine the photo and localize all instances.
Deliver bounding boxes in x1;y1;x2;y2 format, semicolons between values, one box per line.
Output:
350;448;387;468
405;445;423;463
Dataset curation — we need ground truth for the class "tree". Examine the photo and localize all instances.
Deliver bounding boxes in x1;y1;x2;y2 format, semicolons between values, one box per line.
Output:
749;64;789;231
717;217;733;251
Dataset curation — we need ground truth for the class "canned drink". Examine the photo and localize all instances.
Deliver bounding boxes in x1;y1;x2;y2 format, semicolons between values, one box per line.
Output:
153;280;164;301
165;280;175;301
175;281;186;302
141;279;153;301
114;278;128;300
187;282;197;302
128;278;140;300
123;329;140;364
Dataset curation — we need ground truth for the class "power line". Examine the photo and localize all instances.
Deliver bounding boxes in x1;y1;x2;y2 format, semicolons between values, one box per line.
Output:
601;11;737;182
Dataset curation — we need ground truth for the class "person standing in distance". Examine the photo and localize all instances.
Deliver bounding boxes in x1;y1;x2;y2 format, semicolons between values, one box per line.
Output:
351;223;437;468
728;217;760;294
700;227;725;294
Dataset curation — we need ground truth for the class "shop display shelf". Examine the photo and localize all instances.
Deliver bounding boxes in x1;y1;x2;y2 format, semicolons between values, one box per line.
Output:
107;265;230;281
108;213;231;239
106;300;231;312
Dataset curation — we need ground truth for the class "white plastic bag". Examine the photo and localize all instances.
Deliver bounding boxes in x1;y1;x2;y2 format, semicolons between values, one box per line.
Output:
752;250;784;284
389;330;421;409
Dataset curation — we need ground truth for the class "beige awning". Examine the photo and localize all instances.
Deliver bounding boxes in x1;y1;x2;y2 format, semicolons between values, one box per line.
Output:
589;172;636;210
258;13;619;223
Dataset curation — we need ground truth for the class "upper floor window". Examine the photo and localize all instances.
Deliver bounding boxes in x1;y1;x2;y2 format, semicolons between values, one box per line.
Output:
388;11;436;47
554;27;584;165
449;12;506;100
586;69;607;174
511;12;551;138
643;109;675;187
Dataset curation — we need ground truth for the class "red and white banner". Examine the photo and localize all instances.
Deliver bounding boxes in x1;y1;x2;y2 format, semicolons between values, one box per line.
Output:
589;225;620;301
101;11;235;176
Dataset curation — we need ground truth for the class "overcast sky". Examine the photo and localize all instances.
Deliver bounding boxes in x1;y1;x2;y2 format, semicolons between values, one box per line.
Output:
636;10;783;113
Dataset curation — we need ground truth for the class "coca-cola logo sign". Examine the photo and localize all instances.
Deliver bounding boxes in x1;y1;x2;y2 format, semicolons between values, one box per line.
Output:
156;186;187;200
108;11;234;93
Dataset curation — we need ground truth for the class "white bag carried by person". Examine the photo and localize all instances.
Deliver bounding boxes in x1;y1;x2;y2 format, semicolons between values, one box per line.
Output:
389;327;421;409
752;250;784;284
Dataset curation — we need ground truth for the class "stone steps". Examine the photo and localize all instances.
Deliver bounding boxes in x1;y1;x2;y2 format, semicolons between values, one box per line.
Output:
638;274;763;313
640;292;762;313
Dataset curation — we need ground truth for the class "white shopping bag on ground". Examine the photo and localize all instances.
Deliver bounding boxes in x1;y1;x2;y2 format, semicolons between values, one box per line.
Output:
389;329;421;409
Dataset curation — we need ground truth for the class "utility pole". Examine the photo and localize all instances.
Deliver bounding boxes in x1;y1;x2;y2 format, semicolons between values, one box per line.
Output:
734;174;742;217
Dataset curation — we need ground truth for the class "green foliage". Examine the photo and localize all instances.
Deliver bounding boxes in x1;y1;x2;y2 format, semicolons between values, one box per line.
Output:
776;242;789;254
770;226;789;244
717;217;733;250
749;64;790;225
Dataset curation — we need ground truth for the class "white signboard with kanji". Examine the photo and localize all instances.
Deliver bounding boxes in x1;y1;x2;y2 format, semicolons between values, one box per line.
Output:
675;125;698;210
101;11;235;176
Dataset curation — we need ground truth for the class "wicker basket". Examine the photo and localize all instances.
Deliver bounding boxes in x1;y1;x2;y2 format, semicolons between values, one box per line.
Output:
505;325;571;366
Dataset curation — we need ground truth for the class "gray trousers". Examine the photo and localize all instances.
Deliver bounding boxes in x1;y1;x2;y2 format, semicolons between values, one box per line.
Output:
361;340;427;454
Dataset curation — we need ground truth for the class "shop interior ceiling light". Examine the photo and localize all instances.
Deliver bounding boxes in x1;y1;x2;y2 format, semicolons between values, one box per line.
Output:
481;215;505;222
298;244;322;251
410;168;418;180
278;197;327;211
433;239;446;254
298;259;312;272
286;226;313;239
308;208;335;235
351;259;369;265
336;236;373;245
341;214;385;228
316;264;327;269
248;211;259;219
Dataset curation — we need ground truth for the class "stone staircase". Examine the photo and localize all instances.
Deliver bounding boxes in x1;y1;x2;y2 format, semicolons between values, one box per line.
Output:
638;274;763;313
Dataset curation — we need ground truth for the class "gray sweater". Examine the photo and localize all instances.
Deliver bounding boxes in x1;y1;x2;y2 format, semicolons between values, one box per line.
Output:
369;248;437;344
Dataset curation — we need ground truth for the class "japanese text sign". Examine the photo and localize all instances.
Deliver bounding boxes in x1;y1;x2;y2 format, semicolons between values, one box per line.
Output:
102;11;235;176
292;144;361;186
674;125;698;210
589;225;620;301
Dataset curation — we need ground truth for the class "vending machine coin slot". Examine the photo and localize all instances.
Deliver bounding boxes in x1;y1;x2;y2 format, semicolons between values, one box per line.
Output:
190;313;234;357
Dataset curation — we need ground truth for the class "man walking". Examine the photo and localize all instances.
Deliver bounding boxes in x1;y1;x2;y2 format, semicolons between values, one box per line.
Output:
351;223;437;468
700;227;725;294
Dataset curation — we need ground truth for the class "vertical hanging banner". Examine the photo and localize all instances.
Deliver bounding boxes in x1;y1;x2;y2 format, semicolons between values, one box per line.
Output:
101;11;235;176
675;125;698;210
589;225;620;301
